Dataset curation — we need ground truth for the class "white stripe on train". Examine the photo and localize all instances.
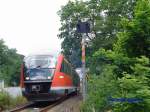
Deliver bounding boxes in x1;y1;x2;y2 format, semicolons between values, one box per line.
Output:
51;86;77;90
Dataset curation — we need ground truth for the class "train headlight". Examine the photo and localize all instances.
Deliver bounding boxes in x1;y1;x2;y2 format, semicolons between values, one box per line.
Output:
47;76;51;79
25;77;30;80
59;76;64;79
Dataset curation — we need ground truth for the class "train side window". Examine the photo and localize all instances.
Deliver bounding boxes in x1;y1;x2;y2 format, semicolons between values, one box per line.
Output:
60;60;69;74
64;61;67;74
61;59;72;76
66;61;71;75
64;61;69;75
63;60;70;75
60;61;65;73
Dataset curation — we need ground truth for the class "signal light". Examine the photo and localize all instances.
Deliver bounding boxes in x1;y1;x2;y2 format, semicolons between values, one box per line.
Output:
76;21;90;33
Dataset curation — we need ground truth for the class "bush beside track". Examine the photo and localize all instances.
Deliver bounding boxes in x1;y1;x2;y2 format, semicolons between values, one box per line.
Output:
0;90;27;111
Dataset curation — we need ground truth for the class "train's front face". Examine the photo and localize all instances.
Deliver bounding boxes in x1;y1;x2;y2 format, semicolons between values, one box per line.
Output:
22;55;57;101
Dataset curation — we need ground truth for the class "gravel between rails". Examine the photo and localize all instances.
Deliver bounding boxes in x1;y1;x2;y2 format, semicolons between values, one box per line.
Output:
47;95;82;112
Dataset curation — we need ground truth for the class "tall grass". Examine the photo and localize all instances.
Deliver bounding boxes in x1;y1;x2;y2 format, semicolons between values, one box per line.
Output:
0;91;27;111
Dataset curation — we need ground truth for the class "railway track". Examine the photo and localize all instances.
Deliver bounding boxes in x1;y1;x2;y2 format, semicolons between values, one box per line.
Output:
9;93;76;112
9;102;35;112
9;100;63;112
39;97;66;112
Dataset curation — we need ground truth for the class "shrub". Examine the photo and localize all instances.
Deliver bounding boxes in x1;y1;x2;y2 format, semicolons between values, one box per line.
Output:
81;52;150;112
10;95;27;107
81;65;119;112
0;91;11;110
0;91;27;111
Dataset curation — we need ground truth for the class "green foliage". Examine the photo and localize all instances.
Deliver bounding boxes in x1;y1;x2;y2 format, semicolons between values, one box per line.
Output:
81;65;118;112
58;0;86;67
114;0;150;58
58;0;150;111
82;0;150;111
0;91;11;110
0;39;23;86
82;54;150;112
111;57;150;112
58;0;136;67
10;95;27;107
0;91;27;111
89;48;134;76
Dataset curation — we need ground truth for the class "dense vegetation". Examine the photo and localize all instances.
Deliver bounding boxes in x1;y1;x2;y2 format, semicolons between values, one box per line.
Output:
58;0;136;67
58;0;150;111
0;39;23;86
0;91;27;111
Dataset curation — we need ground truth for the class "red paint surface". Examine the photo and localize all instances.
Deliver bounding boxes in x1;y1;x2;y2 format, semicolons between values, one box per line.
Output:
51;54;73;87
51;72;73;87
55;54;64;72
20;64;24;88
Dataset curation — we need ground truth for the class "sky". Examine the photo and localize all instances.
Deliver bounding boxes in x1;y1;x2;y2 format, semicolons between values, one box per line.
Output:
0;0;69;56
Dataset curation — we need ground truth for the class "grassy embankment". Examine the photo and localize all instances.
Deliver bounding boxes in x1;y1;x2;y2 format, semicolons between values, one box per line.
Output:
0;90;27;111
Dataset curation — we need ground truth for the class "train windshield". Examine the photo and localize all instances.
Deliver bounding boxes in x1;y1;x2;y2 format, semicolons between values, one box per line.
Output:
24;55;57;80
24;55;56;69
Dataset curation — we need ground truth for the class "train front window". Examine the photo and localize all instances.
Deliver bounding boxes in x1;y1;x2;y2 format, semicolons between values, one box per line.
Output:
24;55;57;80
25;55;56;69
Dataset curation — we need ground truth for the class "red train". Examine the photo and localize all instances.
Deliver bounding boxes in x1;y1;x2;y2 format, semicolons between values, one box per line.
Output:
20;53;80;101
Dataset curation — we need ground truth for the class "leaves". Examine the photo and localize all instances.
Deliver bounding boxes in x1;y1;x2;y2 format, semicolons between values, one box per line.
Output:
81;0;150;111
0;39;23;86
58;0;136;67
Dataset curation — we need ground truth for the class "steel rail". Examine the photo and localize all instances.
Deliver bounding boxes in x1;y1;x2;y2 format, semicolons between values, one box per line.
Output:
39;93;76;112
9;102;34;112
9;92;77;112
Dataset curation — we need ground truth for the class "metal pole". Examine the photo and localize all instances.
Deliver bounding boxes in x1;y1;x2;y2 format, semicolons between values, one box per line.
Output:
82;34;87;101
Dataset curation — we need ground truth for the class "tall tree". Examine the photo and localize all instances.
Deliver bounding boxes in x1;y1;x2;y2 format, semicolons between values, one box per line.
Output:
0;39;23;86
58;0;136;67
114;0;150;58
82;1;150;111
58;1;89;67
